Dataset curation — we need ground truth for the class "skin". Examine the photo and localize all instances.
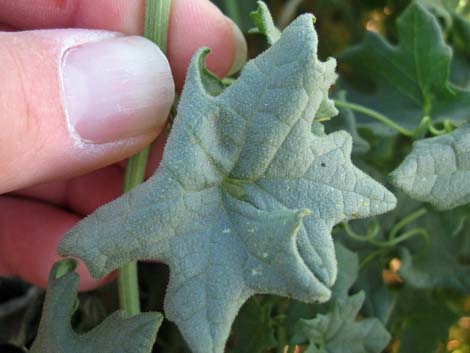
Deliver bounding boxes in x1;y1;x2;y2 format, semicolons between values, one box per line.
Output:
0;0;245;290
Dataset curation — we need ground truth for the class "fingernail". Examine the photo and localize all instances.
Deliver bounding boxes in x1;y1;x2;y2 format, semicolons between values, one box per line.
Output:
62;36;174;144
227;19;247;76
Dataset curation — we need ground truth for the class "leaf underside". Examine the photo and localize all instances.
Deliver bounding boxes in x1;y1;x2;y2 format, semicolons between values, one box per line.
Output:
59;12;396;353
339;2;470;133
391;124;470;210
29;261;162;353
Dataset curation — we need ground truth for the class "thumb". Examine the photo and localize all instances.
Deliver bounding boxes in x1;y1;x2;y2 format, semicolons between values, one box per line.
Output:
0;30;174;193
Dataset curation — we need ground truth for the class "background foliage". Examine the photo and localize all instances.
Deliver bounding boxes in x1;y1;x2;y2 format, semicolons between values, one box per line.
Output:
1;0;470;352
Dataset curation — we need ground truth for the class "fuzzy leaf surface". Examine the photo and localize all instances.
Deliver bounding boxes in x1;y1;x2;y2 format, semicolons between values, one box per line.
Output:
340;2;470;133
59;14;396;353
249;1;281;45
297;292;391;353
390;124;470;210
29;261;162;353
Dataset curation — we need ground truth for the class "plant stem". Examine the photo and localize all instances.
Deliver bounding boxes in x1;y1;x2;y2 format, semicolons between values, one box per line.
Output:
334;100;415;137
117;0;172;316
389;208;427;240
223;0;242;26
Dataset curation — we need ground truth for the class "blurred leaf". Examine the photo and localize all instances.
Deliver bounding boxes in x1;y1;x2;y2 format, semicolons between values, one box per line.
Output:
296;292;390;353
354;261;397;325
392;288;459;353
331;242;359;299
29;260;162;353
399;207;470;293
229;298;277;353
340;2;470;134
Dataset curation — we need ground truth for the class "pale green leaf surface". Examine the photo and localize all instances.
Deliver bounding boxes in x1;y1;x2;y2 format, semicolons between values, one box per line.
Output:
340;2;470;133
325;92;370;155
29;261;161;353
390;124;470;210
285;241;360;339
59;14;395;353
249;1;281;45
297;292;391;353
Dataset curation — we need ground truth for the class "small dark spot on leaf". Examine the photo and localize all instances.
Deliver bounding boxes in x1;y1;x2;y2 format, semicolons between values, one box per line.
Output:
321;162;326;167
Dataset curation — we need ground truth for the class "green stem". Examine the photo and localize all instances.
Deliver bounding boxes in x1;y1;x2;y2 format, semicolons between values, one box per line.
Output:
223;0;242;26
421;116;448;136
389;208;427;239
117;0;172;316
334;100;415;137
359;248;387;269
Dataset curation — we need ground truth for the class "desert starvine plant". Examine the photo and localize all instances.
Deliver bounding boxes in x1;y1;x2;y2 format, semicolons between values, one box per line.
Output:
58;8;396;353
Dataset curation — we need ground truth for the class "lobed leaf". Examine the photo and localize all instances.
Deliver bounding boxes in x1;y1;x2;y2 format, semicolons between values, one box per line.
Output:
296;292;391;353
59;10;395;353
29;260;162;353
390;124;470;210
340;2;470;133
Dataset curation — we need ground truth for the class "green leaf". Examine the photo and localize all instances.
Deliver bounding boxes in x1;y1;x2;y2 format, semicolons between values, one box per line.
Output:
340;2;470;133
29;260;162;353
399;207;470;293
390;124;470;210
331;242;359;299
392;288;459;353
229;299;277;353
284;241;359;340
59;13;396;353
296;292;391;353
249;1;281;45
353;261;397;325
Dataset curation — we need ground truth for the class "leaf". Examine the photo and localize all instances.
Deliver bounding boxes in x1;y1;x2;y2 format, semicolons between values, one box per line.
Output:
249;1;281;45
391;287;459;353
390;124;470;210
284;241;359;340
296;292;391;353
59;12;396;353
29;260;162;353
339;2;470;133
229;299;277;353
325;92;370;155
331;242;359;299
353;261;397;325
399;207;470;293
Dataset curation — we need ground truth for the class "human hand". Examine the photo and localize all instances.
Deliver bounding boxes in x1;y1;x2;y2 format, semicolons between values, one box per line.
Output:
0;0;247;290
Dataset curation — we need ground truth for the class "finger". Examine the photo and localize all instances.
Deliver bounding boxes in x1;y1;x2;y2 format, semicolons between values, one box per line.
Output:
14;133;167;214
0;29;174;193
0;196;112;291
0;0;247;88
13;166;124;216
